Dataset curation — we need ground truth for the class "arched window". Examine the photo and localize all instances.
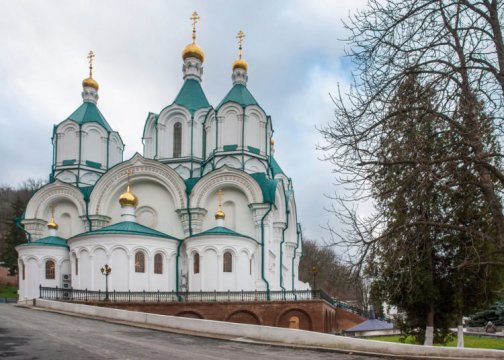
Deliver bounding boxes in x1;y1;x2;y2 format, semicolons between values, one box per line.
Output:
154;253;163;274
173;122;182;157
45;260;55;279
223;251;232;273
135;252;145;273
193;253;200;274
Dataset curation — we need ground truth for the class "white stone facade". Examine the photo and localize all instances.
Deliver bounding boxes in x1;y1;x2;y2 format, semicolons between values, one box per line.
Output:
17;45;308;300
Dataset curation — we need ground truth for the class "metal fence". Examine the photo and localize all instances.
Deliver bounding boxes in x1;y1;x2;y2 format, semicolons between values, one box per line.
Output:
39;286;334;304
39;286;393;322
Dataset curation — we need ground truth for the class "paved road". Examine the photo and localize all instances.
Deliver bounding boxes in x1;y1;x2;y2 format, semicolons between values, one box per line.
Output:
0;304;392;360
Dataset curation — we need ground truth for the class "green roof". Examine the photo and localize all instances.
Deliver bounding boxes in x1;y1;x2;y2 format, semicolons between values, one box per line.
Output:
75;221;179;241
270;157;285;177
191;226;256;241
217;84;258;109
173;79;210;114
67;102;113;132
19;236;68;248
250;172;277;204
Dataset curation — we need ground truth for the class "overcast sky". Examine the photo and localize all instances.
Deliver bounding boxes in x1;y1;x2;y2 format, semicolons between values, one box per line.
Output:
0;0;367;242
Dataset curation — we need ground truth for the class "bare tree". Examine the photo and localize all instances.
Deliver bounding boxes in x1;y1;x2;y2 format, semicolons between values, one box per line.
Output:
321;0;504;346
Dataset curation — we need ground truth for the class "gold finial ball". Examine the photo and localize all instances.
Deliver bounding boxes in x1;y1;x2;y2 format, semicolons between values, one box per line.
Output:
182;43;205;62
215;209;225;220
82;77;99;90
232;58;248;71
47;218;58;230
119;185;139;207
270;138;275;146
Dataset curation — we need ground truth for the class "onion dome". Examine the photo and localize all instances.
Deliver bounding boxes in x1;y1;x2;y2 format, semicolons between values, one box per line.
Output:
215;208;225;220
47;217;58;230
182;43;205;62
215;189;225;220
270;138;275;146
82;50;99;90
232;58;248;71
119;184;139;207
82;77;99;90
182;11;204;62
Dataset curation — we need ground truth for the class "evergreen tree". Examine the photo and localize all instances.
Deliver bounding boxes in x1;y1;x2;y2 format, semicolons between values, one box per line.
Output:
368;74;454;345
2;195;29;275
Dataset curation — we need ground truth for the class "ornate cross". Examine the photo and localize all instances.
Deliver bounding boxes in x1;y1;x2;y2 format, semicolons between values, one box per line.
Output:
236;31;245;59
87;50;95;77
190;11;200;43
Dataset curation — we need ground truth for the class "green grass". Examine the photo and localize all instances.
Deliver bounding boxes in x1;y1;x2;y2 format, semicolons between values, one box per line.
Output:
0;284;18;298
366;335;504;350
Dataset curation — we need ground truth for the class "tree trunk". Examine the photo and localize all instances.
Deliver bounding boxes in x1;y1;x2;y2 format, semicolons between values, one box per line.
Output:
457;313;464;348
424;306;434;346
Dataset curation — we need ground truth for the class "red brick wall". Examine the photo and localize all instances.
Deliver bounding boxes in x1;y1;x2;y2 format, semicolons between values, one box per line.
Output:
334;308;367;330
93;300;364;333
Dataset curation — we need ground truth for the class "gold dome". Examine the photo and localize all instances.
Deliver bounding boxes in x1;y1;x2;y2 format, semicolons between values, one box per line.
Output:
119;184;139;207
182;43;205;62
215;208;225;220
270;138;275;145
82;77;99;90
232;58;248;71
47;217;58;230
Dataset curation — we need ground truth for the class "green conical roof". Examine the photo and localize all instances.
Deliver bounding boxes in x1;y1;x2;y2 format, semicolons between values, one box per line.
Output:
173;79;210;114
217;84;258;109
66;102;112;131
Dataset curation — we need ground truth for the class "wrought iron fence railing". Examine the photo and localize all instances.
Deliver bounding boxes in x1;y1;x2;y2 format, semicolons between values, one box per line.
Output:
39;286;392;322
40;286;330;304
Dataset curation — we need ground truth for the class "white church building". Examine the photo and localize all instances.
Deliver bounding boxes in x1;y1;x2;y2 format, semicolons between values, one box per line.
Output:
16;16;307;300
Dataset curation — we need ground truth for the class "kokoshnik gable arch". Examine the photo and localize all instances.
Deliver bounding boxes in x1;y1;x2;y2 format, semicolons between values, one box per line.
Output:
17;14;308;301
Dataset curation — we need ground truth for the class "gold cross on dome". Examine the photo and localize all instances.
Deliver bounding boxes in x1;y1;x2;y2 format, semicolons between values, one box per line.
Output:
236;31;245;59
190;11;200;43
87;50;95;77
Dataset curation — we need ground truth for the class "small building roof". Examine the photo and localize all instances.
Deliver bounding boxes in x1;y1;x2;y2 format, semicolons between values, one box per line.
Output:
345;319;394;332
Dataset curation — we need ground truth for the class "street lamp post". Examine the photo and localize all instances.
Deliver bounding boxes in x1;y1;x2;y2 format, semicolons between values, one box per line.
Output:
100;264;112;301
310;265;319;290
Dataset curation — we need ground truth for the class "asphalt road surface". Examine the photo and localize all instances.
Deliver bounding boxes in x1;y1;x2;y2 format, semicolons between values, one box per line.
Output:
0;304;392;360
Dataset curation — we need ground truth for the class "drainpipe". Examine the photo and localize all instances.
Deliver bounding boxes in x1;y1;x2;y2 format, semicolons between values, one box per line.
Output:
77;124;83;186
260;203;272;300
241;107;245;170
280;205;289;295
176;190;193;300
190;114;194;178
51;125;57;182
154;116;159;159
15;215;32;242
106;132;110;169
292;223;302;292
84;197;92;231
